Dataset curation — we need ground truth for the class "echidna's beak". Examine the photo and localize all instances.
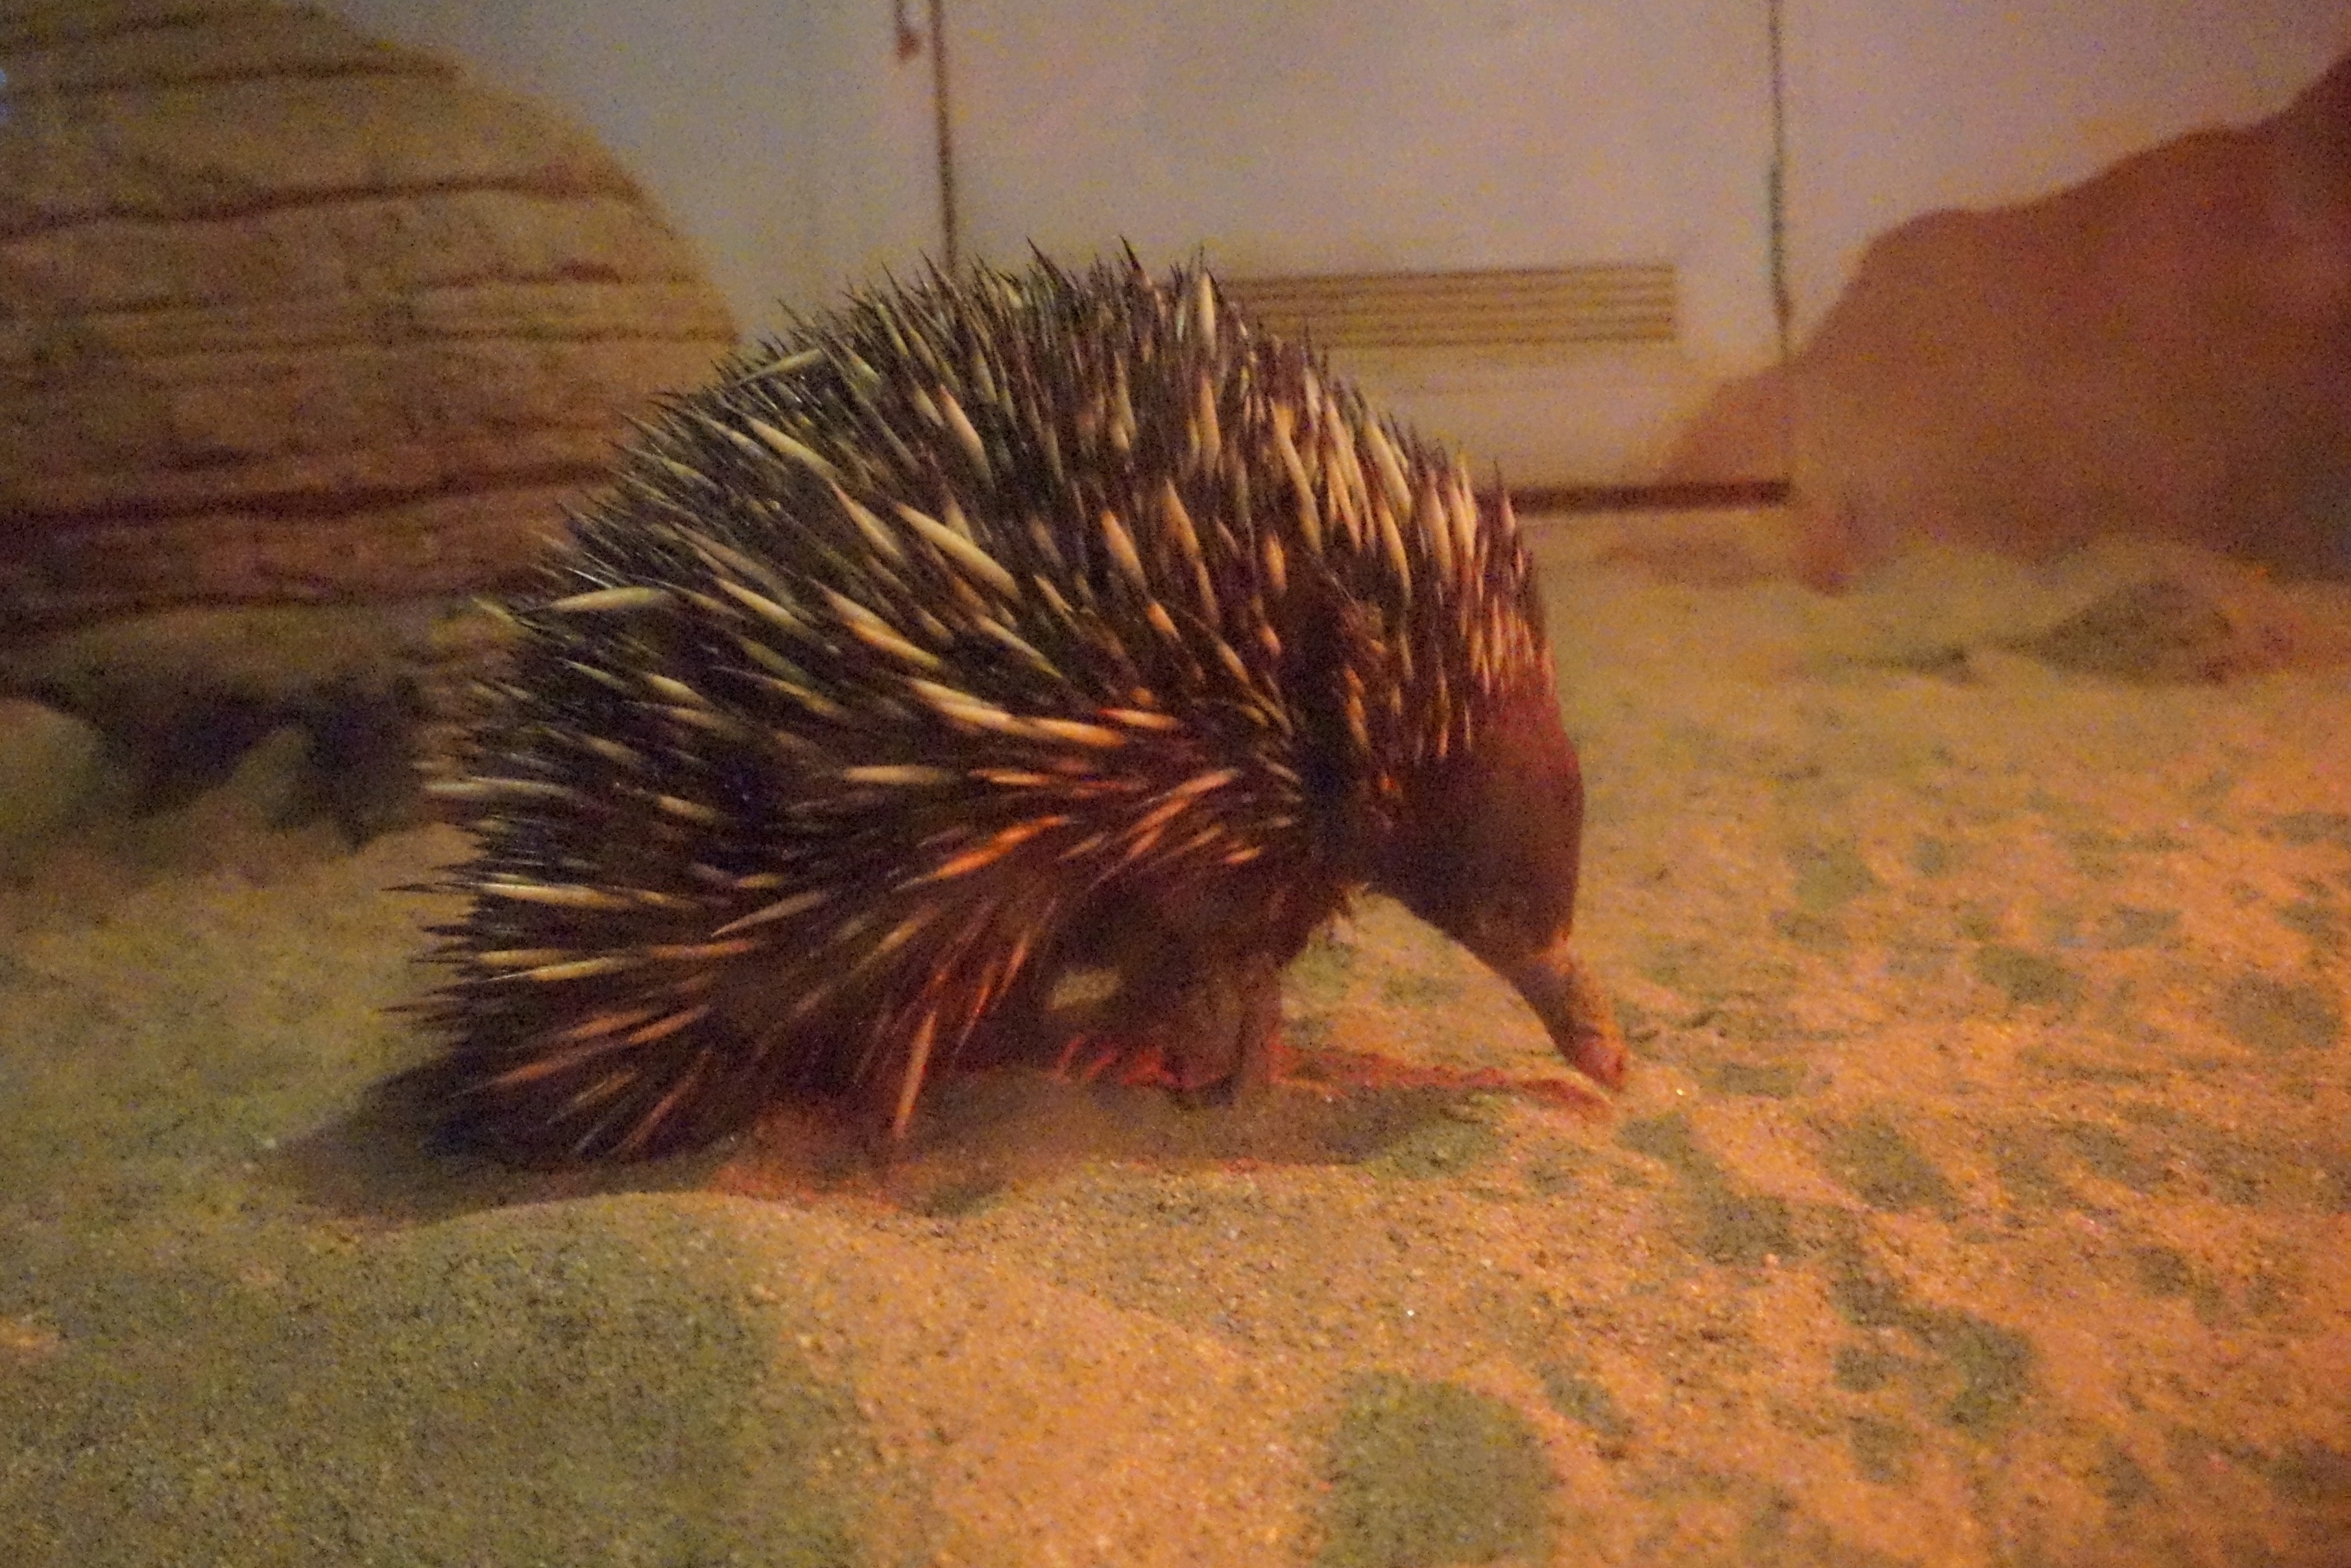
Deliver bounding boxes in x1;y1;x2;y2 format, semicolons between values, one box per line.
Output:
1499;940;1627;1090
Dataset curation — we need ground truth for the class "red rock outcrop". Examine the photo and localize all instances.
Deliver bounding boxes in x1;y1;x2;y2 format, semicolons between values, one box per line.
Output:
1664;50;2351;587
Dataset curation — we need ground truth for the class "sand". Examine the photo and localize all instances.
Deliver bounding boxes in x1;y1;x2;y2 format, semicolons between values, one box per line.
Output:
2;523;2347;1567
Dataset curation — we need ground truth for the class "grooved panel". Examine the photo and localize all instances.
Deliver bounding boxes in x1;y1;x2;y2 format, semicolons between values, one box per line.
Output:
1219;264;1677;351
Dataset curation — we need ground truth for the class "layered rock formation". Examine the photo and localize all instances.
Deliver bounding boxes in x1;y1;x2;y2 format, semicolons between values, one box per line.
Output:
0;0;737;627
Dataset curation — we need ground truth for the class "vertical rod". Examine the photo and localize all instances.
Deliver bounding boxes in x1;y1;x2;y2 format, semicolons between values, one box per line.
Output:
1765;0;1791;365
928;0;960;273
1765;0;1795;484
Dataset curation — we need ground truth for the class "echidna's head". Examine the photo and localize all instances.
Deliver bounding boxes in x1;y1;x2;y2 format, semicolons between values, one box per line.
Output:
1372;685;1623;1089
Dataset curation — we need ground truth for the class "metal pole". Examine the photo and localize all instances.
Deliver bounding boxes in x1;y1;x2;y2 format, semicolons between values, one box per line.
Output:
1766;0;1791;365
928;0;960;272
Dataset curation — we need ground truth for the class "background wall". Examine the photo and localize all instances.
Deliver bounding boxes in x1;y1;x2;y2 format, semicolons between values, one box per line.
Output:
316;0;2350;483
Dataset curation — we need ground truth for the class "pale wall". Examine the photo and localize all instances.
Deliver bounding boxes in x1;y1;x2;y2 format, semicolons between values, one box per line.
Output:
315;0;2349;481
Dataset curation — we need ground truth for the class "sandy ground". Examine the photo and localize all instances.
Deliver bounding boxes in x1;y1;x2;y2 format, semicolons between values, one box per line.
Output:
2;519;2347;1567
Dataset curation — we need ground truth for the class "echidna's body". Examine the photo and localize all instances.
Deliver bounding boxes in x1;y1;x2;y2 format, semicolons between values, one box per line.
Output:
419;255;1619;1163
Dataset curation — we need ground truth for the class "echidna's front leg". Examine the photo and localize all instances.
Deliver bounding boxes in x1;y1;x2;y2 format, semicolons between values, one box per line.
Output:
1158;949;1284;1106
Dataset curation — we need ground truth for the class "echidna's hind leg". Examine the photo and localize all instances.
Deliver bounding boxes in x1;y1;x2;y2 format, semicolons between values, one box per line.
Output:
1023;939;1285;1104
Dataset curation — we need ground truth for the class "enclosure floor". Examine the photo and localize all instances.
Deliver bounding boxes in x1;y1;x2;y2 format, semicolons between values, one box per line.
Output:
2;529;2347;1567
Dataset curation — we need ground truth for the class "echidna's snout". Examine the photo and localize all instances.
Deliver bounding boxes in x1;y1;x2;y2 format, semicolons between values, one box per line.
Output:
1372;686;1623;1092
1495;941;1627;1090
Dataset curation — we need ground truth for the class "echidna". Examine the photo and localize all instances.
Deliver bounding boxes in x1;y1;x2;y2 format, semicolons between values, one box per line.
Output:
416;253;1622;1164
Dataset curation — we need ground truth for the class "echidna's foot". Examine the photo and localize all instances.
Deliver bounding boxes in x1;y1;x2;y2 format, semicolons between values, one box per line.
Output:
1053;1037;1191;1088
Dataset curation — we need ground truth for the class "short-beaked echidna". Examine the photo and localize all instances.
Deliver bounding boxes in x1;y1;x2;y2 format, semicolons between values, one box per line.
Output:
416;254;1622;1163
